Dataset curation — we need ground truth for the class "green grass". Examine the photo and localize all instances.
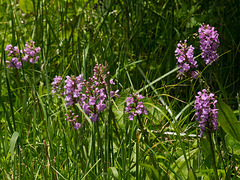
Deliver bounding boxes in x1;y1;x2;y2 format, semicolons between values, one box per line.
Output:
0;0;240;179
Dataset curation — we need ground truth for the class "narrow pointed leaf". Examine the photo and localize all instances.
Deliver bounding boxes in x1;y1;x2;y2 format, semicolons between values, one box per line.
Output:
217;99;240;142
10;131;19;160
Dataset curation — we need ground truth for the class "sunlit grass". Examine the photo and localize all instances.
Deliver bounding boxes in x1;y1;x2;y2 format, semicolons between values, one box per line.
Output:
0;0;239;179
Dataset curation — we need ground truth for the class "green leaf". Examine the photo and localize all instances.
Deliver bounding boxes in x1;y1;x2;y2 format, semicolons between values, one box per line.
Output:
10;131;19;160
217;99;240;142
225;134;240;155
170;148;200;179
200;139;211;168
108;167;119;179
19;0;34;14
200;138;211;158
140;164;159;179
188;168;197;180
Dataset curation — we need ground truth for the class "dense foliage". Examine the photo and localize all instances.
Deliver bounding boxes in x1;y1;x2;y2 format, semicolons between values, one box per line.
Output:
0;0;239;179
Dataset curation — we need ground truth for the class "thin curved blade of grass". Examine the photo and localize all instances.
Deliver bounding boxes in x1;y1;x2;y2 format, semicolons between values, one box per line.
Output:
136;66;179;117
237;92;240;122
111;60;144;79
75;103;93;127
144;126;169;156
51;166;67;180
144;102;170;121
3;40;15;133
145;96;190;171
136;66;179;94
81;159;100;179
214;72;228;100
34;164;42;180
125;64;134;90
83;43;89;79
170;148;200;179
175;101;194;122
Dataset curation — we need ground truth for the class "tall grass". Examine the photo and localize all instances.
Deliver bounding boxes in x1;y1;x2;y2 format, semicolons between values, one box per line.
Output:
0;0;240;179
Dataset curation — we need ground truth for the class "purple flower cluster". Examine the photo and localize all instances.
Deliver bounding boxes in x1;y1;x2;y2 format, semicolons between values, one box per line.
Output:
23;40;41;64
194;89;218;137
175;40;198;79
5;45;23;69
125;93;148;120
51;76;63;95
5;40;41;69
64;75;83;106
65;110;81;130
77;64;119;122
199;23;220;65
52;64;119;129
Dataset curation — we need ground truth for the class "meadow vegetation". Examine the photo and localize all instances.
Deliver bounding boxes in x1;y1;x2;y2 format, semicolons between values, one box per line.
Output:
0;0;240;179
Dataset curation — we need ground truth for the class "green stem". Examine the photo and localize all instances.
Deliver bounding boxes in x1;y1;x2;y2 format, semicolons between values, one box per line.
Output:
136;130;139;180
207;131;219;180
136;115;157;170
96;121;105;177
92;122;96;174
136;115;148;144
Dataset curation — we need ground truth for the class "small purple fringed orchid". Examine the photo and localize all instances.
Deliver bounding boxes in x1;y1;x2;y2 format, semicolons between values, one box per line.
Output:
125;93;148;120
5;40;41;69
65;110;81;130
23;40;41;64
198;23;220;65
194;89;218;137
175;40;198;79
51;76;63;96
51;63;119;130
5;45;22;69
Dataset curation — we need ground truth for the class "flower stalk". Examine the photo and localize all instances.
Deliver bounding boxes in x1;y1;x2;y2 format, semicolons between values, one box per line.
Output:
207;131;219;180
